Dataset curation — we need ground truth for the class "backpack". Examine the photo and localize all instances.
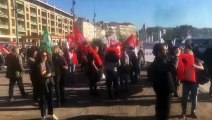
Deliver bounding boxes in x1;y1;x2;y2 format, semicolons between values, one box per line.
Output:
196;65;210;85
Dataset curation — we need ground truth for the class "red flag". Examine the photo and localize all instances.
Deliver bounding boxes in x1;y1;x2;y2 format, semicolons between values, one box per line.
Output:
74;26;87;45
123;34;139;48
67;34;75;46
0;45;10;55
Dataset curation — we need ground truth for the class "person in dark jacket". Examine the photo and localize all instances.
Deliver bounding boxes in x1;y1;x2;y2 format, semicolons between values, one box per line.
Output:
5;46;26;102
87;46;102;96
127;47;140;85
52;46;68;107
27;48;38;103
148;43;175;120
203;47;212;96
170;46;181;98
36;51;58;120
104;48;120;98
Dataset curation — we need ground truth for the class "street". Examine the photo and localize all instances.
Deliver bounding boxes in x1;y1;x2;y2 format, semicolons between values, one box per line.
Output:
0;72;212;120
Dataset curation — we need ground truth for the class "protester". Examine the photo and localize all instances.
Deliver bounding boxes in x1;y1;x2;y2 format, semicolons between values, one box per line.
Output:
68;47;78;84
52;46;68;107
36;51;58;120
5;46;26;102
203;47;212;96
119;47;130;92
148;43;175;120
180;44;204;118
170;46;181;97
87;46;102;96
137;45;145;75
104;47;120;98
127;47;140;85
27;47;39;104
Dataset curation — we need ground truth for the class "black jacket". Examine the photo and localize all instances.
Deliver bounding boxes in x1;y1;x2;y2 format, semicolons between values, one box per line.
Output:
36;61;55;93
148;57;175;95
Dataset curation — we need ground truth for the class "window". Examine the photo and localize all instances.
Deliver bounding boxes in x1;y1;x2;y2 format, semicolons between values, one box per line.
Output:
26;7;29;12
27;30;30;35
27;14;29;20
12;29;15;34
27;22;29;28
12;19;15;26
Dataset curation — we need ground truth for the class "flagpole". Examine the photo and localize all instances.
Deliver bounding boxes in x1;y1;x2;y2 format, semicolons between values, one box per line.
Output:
93;5;96;40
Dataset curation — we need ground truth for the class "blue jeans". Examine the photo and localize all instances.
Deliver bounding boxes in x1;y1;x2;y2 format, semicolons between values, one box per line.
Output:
181;82;199;114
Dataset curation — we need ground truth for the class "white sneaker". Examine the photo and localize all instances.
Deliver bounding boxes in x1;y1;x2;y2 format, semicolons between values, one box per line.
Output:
49;114;58;120
41;116;45;120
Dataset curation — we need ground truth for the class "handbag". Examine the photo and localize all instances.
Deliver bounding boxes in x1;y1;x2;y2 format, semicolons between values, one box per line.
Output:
197;66;210;85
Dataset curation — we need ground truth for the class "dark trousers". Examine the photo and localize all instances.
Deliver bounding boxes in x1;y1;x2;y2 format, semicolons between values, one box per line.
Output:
181;82;199;114
209;69;212;95
89;71;98;94
130;66;139;84
54;72;66;106
30;75;38;102
119;72;129;91
39;83;53;117
155;93;172;120
105;70;118;98
9;77;25;99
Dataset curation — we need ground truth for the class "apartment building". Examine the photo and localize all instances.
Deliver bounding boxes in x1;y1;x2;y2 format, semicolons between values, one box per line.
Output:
76;17;106;41
117;23;137;38
0;0;73;42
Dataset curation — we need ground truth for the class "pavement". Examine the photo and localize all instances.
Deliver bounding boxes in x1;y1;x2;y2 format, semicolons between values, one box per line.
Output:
0;72;212;120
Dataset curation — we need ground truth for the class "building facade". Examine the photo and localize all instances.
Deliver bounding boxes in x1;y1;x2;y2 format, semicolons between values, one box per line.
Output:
76;17;106;41
0;0;73;42
117;24;137;38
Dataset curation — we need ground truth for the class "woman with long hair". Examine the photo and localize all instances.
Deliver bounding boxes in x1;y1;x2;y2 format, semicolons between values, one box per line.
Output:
36;51;58;120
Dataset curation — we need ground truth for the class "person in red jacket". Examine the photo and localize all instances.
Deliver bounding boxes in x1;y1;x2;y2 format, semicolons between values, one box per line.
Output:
180;44;204;119
68;47;78;84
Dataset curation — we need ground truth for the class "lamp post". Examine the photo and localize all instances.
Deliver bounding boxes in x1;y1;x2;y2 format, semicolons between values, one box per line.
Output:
13;0;19;46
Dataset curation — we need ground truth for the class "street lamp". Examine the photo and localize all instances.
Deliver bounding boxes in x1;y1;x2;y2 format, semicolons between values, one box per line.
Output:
13;0;19;46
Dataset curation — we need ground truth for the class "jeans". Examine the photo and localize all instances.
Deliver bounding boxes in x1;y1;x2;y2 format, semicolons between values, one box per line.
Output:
9;77;25;99
40;83;53;117
181;82;199;114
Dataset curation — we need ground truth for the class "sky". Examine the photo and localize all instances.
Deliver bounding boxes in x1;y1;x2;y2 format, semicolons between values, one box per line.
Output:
47;0;212;29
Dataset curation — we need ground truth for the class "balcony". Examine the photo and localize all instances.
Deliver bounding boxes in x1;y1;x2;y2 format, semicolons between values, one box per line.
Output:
0;3;7;9
31;13;37;17
17;10;24;15
0;14;8;18
18;27;25;32
31;21;37;25
31;29;37;33
42;16;47;19
0;24;9;29
17;18;24;22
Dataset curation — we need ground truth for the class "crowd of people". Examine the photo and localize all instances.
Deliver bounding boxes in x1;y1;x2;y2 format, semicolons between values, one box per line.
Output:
1;40;212;120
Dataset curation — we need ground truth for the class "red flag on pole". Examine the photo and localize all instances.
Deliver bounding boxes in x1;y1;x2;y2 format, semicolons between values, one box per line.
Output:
123;34;139;48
